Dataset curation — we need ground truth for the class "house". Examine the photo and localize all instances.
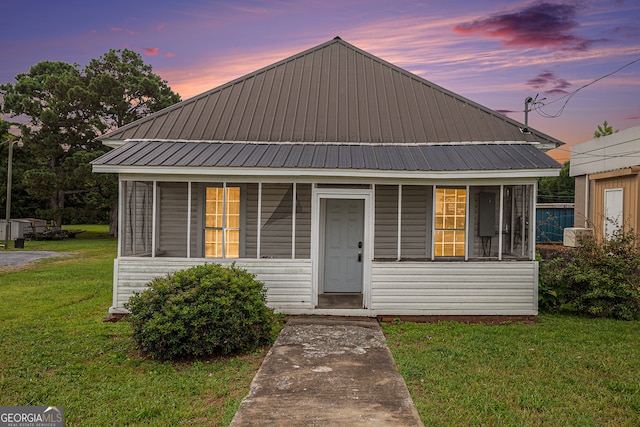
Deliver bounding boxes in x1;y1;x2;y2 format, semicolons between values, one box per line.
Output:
92;37;562;319
571;125;640;239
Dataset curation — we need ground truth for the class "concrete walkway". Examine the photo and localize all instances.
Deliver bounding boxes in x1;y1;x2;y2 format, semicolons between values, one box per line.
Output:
230;317;424;426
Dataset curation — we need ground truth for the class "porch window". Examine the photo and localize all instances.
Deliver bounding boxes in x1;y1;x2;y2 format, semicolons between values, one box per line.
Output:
205;186;240;258
434;188;466;257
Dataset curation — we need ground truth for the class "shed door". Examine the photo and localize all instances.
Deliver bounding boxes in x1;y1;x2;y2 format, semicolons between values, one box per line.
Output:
323;199;364;293
604;188;623;240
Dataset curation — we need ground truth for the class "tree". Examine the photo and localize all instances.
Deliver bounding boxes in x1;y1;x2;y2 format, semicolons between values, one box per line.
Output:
593;120;618;138
1;61;100;227
84;49;181;234
85;49;181;133
537;161;574;203
0;50;180;233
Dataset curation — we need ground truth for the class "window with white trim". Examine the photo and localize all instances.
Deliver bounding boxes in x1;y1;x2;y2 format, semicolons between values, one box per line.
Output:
205;186;240;258
434;187;466;257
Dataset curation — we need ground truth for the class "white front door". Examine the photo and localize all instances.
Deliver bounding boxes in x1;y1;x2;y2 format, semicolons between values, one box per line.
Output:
323;199;364;293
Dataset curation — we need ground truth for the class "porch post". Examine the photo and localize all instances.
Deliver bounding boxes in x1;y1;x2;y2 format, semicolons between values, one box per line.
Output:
465;185;469;261
292;182;296;259
431;185;436;261
187;181;192;258
397;184;402;261
498;185;504;261
222;182;227;257
530;183;536;260
510;188;515;253
117;178;123;258
521;185;526;257
257;182;262;259
152;180;157;258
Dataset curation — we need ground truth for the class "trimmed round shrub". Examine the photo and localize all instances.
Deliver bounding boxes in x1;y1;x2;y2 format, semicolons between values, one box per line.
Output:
125;263;277;359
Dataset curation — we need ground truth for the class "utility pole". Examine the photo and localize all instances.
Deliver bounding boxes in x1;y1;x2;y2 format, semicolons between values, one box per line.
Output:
4;139;22;249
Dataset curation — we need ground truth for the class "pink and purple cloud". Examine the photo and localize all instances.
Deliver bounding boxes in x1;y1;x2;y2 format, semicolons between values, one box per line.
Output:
526;70;572;95
453;2;603;51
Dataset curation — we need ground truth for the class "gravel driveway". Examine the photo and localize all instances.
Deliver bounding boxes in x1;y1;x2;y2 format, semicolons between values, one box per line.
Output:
0;251;72;270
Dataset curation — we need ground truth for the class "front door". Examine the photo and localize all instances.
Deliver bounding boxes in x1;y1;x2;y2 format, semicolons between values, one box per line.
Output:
323;199;364;293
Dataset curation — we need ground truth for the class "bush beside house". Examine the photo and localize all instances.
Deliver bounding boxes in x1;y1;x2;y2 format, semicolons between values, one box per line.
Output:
538;230;640;320
126;263;278;359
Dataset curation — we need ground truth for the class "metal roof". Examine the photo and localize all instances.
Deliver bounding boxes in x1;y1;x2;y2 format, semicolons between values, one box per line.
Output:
92;140;560;171
98;37;563;148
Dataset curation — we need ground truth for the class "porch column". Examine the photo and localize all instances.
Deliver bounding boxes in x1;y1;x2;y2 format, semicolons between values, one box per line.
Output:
498;185;504;261
530;183;536;260
430;185;436;261
117;178;124;258
521;185;527;257
397;184;402;261
465;185;470;261
292;182;297;259
152;180;157;258
257;182;262;259
187;181;192;258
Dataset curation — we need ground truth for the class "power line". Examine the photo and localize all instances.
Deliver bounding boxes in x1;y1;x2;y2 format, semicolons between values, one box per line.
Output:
530;57;640;119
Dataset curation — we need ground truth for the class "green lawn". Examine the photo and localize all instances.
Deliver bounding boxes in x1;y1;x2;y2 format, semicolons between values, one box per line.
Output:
2;228;639;425
382;317;640;426
0;226;265;426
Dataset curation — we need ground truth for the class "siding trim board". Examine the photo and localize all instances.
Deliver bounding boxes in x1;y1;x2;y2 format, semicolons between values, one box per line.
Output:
95;164;559;180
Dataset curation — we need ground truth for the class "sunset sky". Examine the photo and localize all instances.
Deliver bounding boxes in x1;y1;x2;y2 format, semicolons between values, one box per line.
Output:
2;0;639;162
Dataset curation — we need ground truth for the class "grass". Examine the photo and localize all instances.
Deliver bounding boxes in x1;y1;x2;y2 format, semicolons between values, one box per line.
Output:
0;225;266;426
382;317;640;426
3;227;639;425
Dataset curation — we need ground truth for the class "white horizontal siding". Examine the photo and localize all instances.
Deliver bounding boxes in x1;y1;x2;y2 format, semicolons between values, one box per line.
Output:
110;258;537;316
370;261;537;315
112;258;312;312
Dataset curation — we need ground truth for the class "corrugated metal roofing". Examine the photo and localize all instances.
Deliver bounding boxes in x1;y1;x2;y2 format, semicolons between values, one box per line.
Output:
98;37;563;147
92;140;560;171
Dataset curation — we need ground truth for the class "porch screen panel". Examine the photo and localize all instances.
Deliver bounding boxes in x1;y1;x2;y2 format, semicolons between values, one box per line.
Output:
157;182;188;257
468;186;500;258
261;183;293;259
502;185;533;259
189;183;201;257
121;181;153;256
434;188;466;257
205;186;240;258
374;185;398;259
243;183;259;258
295;184;312;259
400;185;431;259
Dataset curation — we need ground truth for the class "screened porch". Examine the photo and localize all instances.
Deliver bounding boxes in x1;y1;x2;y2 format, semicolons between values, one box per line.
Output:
118;180;536;262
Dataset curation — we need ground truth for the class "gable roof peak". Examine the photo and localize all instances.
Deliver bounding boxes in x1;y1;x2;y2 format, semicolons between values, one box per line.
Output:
99;37;563;149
